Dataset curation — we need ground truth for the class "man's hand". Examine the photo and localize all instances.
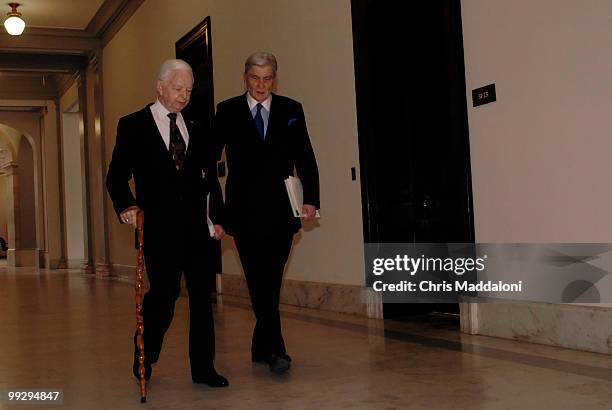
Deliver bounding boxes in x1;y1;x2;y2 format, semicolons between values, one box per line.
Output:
302;204;317;221
213;224;225;240
120;206;140;228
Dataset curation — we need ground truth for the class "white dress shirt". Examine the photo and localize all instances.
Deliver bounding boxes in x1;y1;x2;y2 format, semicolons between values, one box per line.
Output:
246;93;271;137
150;99;190;149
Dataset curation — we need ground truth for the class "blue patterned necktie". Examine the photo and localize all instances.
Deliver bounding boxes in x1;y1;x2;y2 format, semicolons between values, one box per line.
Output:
167;113;186;170
254;103;265;140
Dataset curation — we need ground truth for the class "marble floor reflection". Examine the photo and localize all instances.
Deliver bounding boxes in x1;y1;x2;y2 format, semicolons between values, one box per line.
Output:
0;268;610;409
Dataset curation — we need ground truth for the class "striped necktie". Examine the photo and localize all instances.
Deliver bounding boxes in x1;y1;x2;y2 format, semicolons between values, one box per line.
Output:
167;112;186;170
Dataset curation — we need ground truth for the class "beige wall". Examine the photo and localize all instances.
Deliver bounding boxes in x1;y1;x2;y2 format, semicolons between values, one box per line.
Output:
102;0;364;285
59;84;87;266
461;0;612;349
462;0;612;242
61;112;86;263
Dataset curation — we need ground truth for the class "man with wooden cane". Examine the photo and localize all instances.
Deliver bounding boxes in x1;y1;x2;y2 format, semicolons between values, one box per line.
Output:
106;59;228;388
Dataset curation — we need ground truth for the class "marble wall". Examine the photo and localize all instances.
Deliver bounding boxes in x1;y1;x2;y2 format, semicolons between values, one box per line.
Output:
220;274;368;316
470;302;612;355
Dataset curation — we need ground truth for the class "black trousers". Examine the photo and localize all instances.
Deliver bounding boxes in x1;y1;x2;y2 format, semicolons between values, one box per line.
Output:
141;245;215;377
234;231;294;359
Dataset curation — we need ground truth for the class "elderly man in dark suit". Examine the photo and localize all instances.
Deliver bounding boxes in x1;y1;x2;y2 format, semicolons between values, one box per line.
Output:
106;59;228;387
215;52;320;374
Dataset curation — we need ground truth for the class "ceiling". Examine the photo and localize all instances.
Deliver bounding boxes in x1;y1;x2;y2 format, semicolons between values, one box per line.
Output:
7;0;106;30
0;0;143;102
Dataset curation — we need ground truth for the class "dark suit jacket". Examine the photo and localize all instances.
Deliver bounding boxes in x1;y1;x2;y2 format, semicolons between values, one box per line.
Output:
215;93;319;236
106;104;223;272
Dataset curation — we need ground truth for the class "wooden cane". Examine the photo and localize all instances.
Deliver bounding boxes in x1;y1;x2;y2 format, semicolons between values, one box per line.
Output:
135;211;147;403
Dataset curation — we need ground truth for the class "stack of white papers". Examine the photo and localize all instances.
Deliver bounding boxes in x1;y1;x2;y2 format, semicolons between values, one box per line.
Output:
284;176;321;218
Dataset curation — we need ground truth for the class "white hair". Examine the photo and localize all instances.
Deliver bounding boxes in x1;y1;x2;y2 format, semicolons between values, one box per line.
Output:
157;59;193;82
244;52;278;75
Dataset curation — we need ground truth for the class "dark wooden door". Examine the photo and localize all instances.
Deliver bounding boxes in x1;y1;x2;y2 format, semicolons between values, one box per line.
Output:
352;0;474;318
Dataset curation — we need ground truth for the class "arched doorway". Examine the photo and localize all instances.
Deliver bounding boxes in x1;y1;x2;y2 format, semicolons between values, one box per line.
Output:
0;123;40;266
0;134;14;263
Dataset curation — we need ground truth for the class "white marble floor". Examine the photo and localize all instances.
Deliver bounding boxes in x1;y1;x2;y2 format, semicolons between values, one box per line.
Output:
0;267;610;410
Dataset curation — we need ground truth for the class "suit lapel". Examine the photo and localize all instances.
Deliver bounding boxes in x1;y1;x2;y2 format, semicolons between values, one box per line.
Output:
185;118;195;159
265;94;282;144
142;105;176;170
240;95;258;141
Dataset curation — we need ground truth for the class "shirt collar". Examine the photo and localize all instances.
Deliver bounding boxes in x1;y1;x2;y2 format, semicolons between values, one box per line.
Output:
152;99;179;119
246;92;272;112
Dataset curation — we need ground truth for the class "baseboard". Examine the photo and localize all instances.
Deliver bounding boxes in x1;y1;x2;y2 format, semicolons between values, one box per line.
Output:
111;263;136;281
66;259;87;269
7;248;39;267
221;274;369;317
93;263;112;277
49;258;66;269
472;301;612;354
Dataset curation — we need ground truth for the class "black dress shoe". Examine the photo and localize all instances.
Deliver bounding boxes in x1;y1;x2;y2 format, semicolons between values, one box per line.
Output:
268;354;291;374
253;352;292;363
192;369;229;387
251;354;269;363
